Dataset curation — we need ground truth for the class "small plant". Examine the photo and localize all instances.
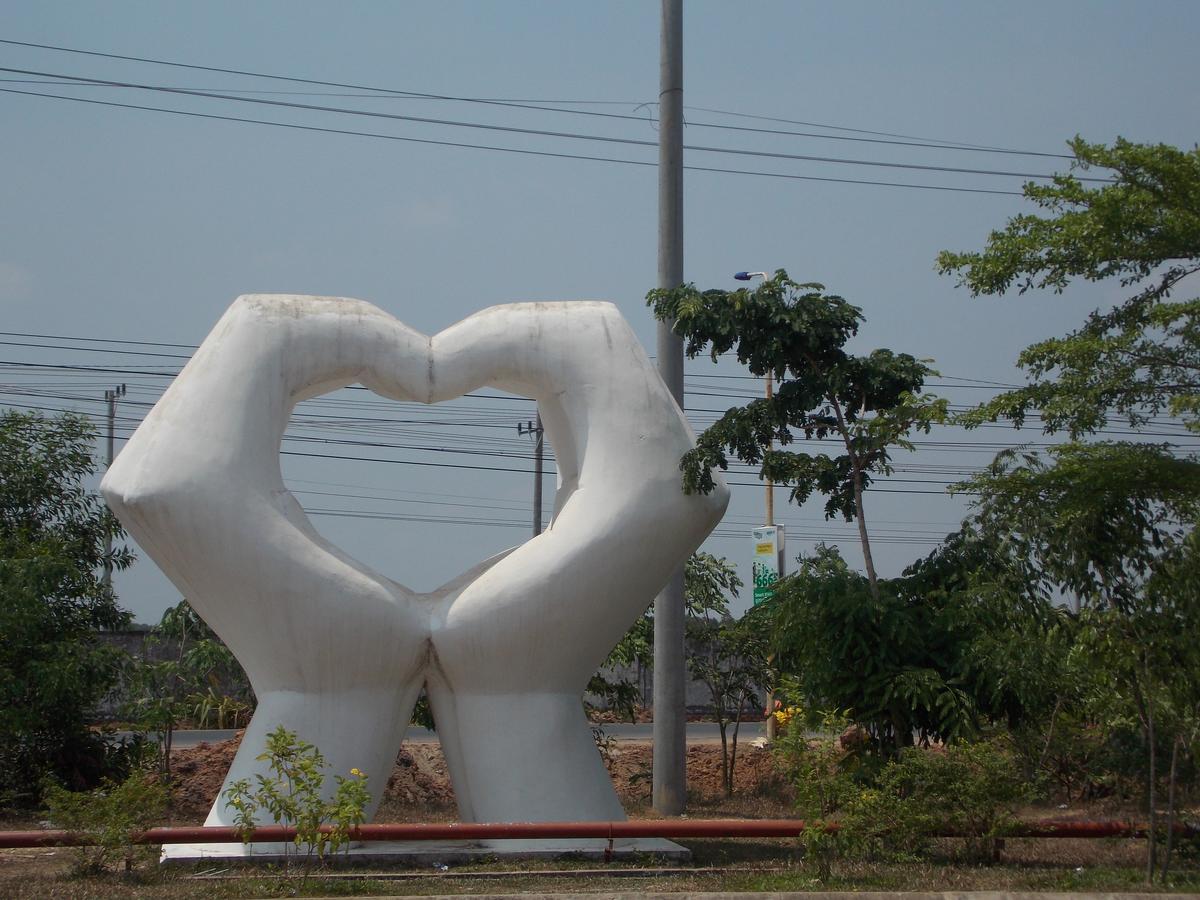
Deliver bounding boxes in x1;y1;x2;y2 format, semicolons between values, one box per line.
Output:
44;773;168;875
779;726;1035;872
188;686;252;730
912;736;1038;861
222;726;370;874
591;724;618;771
774;708;860;819
771;703;804;734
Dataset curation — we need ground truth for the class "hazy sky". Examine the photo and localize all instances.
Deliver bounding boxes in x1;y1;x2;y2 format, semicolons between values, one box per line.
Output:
2;2;1197;624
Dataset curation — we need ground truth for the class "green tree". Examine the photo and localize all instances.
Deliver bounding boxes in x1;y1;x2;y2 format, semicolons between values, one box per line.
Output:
648;273;946;599
687;608;771;797
0;410;133;804
938;138;1200;883
679;553;766;795
937;137;1200;435
223;725;370;876
764;537;1067;758
957;443;1200;882
125;599;254;781
587;552;747;721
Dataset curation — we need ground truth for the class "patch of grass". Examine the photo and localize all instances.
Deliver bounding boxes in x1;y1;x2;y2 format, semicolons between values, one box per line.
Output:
3;853;1200;898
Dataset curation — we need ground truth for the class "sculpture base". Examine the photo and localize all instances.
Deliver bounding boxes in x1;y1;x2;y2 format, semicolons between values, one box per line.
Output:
161;837;690;867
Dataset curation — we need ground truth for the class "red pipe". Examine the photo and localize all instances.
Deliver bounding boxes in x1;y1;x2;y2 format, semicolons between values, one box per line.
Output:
0;818;1192;849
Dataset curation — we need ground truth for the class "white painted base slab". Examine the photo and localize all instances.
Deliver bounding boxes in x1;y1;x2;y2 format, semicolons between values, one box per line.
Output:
161;837;690;867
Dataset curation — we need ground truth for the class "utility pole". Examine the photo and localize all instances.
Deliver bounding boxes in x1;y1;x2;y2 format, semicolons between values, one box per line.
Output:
101;383;126;588
735;270;781;742
653;0;687;817
517;414;545;535
765;370;775;525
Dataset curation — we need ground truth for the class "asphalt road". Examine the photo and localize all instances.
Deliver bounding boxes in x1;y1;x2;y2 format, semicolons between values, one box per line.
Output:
119;722;768;750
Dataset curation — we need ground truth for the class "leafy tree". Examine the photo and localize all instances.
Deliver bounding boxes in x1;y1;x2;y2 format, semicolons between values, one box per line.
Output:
937;137;1200;435
0;410;133;804
684;551;743;617
957;443;1200;881
764;538;1067;758
938;138;1200;882
959;443;1200;614
223;726;371;876
44;773;168;875
679;553;767;795
587;613;652;722
687;608;770;796
648;273;947;599
587;552;747;721
125;599;254;781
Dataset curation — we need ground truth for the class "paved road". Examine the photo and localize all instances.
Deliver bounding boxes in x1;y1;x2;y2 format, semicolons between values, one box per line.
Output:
119;722;768;750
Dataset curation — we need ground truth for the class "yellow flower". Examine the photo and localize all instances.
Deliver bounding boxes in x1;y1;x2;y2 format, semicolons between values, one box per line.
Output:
350;767;363;777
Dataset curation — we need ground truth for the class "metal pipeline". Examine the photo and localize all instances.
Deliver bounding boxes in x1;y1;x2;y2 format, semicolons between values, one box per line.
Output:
0;818;1194;849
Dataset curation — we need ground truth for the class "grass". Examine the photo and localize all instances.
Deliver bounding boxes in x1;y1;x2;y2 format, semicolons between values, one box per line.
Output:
4;832;1200;897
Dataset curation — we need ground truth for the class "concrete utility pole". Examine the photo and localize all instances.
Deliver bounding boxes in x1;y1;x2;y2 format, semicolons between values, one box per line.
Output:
101;383;126;588
652;0;687;817
517;414;545;535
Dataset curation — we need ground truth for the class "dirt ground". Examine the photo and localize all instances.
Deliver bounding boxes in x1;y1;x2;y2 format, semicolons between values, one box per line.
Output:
166;730;787;823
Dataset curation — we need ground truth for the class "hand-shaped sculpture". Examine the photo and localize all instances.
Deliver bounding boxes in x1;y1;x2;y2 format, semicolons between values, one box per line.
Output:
102;295;728;834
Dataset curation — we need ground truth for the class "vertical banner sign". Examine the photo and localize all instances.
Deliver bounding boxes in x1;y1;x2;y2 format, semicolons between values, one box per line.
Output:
751;525;786;605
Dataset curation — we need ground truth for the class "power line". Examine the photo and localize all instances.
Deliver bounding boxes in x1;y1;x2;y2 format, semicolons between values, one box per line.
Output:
2;76;1076;161
4;350;1194;444
0;38;1074;159
0;65;1107;185
0;86;1024;197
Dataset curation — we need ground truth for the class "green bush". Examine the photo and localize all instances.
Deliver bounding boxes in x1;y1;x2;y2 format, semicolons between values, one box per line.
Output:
866;737;1035;862
222;726;370;874
0;411;135;804
43;774;168;875
781;731;1035;871
773;708;860;820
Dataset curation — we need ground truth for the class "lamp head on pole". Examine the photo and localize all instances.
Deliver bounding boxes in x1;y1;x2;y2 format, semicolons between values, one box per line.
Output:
734;271;770;282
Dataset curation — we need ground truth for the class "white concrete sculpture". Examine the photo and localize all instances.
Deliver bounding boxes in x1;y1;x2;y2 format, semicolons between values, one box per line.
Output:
102;295;728;836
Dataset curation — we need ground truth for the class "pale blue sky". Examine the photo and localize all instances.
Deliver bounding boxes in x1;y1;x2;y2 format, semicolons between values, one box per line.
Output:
2;2;1197;623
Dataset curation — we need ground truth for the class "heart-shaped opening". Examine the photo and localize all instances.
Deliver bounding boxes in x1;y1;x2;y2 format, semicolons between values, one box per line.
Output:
281;384;556;596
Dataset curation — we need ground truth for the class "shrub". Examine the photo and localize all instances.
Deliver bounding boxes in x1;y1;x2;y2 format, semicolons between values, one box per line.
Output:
780;730;1035;871
864;737;1035;862
43;774;168;875
222;726;370;873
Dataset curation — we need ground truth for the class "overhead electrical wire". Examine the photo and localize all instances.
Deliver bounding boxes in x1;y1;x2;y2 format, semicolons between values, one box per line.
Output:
4;331;1193;544
0;76;1072;160
0;38;1075;159
0;66;1107;185
2;74;1080;160
0;46;1142;551
0;86;1025;197
2;333;1193;444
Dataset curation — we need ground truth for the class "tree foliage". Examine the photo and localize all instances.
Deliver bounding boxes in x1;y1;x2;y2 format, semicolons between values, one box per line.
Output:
940;142;1200;879
587;552;744;721
682;555;767;795
0;411;133;804
125;599;254;780
647;272;946;596
764;539;1068;758
937;137;1200;434
958;442;1200;613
